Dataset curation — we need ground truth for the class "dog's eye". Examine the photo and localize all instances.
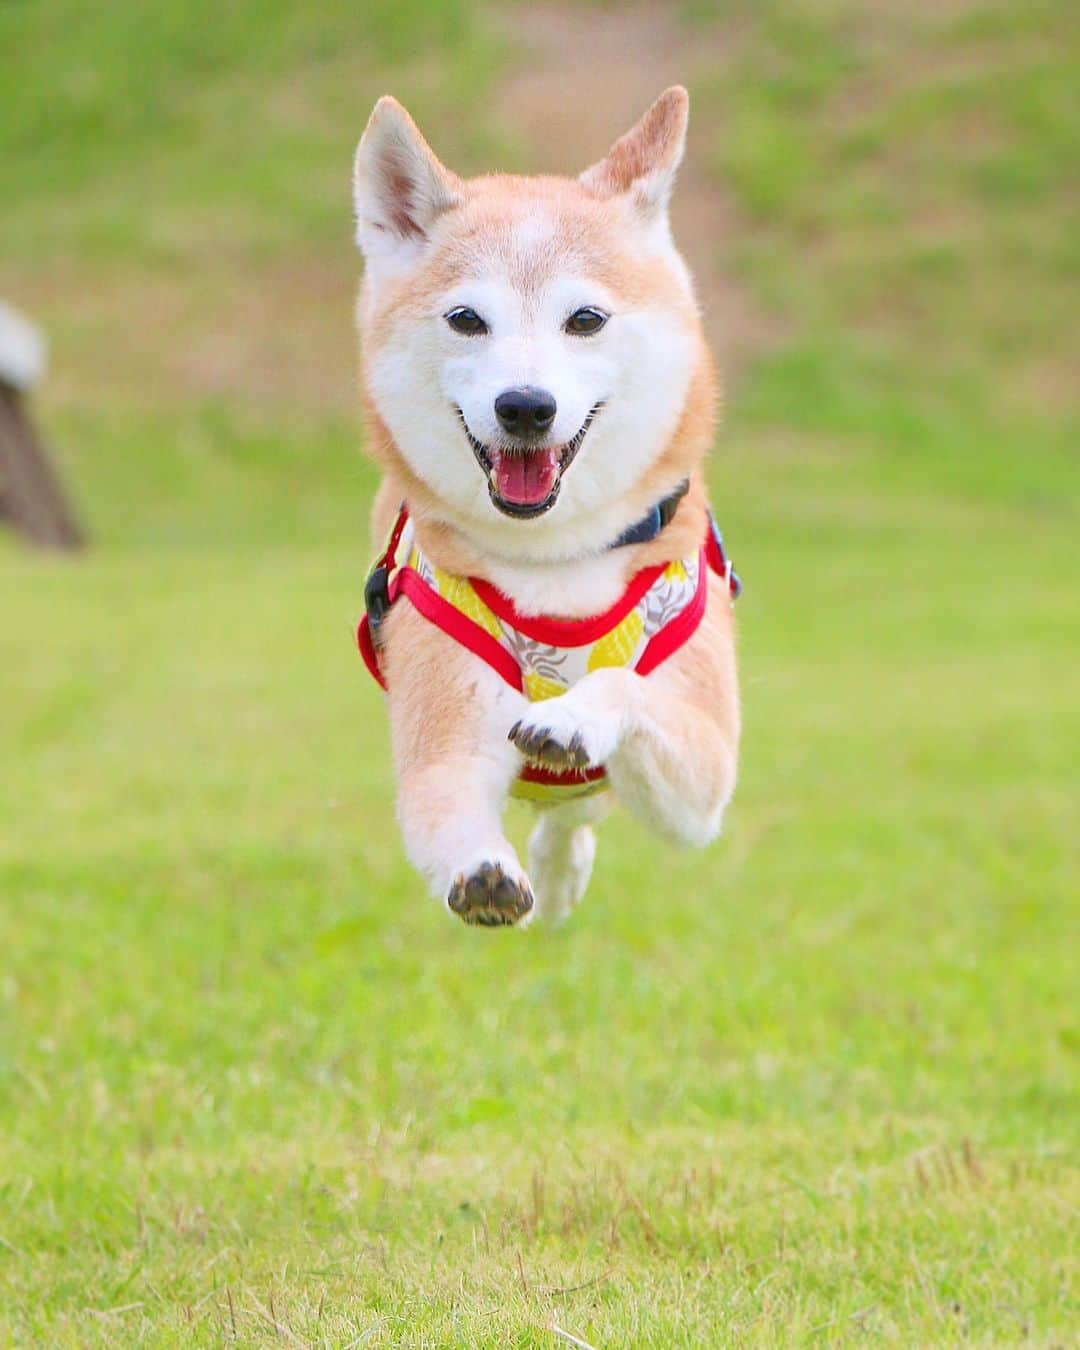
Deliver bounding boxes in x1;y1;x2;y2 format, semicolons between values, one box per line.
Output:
445;307;488;336
564;307;608;336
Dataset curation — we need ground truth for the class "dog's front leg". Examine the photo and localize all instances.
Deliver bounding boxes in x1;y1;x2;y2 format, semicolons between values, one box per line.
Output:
397;750;533;925
381;605;532;925
509;587;739;846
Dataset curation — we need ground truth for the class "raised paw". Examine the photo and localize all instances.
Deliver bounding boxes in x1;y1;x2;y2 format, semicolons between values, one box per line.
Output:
508;718;593;772
447;861;534;927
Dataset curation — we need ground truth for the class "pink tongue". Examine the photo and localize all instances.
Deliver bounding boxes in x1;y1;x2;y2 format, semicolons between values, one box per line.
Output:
492;448;560;506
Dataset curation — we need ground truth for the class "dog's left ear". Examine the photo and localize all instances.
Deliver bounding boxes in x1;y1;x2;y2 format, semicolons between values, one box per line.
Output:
580;86;689;221
353;96;461;272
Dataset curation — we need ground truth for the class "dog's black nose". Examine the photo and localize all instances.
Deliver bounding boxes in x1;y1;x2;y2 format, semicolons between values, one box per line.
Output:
494;386;557;437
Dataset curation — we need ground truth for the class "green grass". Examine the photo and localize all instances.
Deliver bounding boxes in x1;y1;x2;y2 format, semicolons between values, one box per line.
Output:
1;0;1077;1344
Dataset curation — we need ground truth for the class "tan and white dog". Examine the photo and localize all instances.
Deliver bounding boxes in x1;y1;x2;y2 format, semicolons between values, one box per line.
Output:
353;86;739;926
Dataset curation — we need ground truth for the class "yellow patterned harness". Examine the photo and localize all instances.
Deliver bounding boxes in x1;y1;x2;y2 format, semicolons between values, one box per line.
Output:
358;504;738;801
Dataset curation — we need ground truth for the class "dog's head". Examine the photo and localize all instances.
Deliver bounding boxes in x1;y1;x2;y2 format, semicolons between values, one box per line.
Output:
353;88;711;558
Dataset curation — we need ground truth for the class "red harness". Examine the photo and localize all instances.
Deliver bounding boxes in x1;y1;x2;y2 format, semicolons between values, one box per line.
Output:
357;505;739;797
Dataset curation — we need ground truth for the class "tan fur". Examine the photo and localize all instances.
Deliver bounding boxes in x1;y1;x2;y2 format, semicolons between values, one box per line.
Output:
355;88;740;923
580;86;689;204
607;573;739;838
378;596;527;913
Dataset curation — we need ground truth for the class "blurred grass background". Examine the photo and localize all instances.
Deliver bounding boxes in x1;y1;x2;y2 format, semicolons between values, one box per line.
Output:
1;0;1077;1344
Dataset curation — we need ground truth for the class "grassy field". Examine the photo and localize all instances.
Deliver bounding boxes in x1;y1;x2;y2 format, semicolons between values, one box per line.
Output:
1;1;1077;1344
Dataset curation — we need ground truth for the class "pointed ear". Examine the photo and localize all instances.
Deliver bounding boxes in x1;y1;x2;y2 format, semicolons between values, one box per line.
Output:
353;96;461;265
579;86;689;219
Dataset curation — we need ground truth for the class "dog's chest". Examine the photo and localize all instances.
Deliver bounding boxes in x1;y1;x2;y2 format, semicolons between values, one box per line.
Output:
409;540;701;701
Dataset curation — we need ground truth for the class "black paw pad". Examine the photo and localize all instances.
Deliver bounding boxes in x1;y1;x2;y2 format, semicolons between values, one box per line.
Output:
447;861;534;927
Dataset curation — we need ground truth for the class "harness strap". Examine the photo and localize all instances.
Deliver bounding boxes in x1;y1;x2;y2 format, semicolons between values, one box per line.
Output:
357;499;741;694
363;503;409;650
609;478;690;548
358;503;411;689
705;514;742;599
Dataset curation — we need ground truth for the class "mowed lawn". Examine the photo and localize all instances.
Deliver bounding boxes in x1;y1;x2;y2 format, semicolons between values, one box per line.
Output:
1;1;1077;1345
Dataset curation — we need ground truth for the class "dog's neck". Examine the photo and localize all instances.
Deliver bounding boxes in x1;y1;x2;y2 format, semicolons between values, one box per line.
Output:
399;476;708;619
478;491;708;617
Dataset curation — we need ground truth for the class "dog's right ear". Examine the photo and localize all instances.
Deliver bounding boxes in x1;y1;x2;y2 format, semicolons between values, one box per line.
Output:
353;96;461;272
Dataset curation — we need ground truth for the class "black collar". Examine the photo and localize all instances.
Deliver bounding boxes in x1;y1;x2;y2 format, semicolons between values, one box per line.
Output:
609;479;690;549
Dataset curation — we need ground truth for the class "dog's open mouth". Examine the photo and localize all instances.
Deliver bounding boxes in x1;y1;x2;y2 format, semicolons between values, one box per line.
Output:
455;403;604;519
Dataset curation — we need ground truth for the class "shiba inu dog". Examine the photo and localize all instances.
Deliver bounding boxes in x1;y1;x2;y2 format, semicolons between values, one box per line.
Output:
354;86;740;926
